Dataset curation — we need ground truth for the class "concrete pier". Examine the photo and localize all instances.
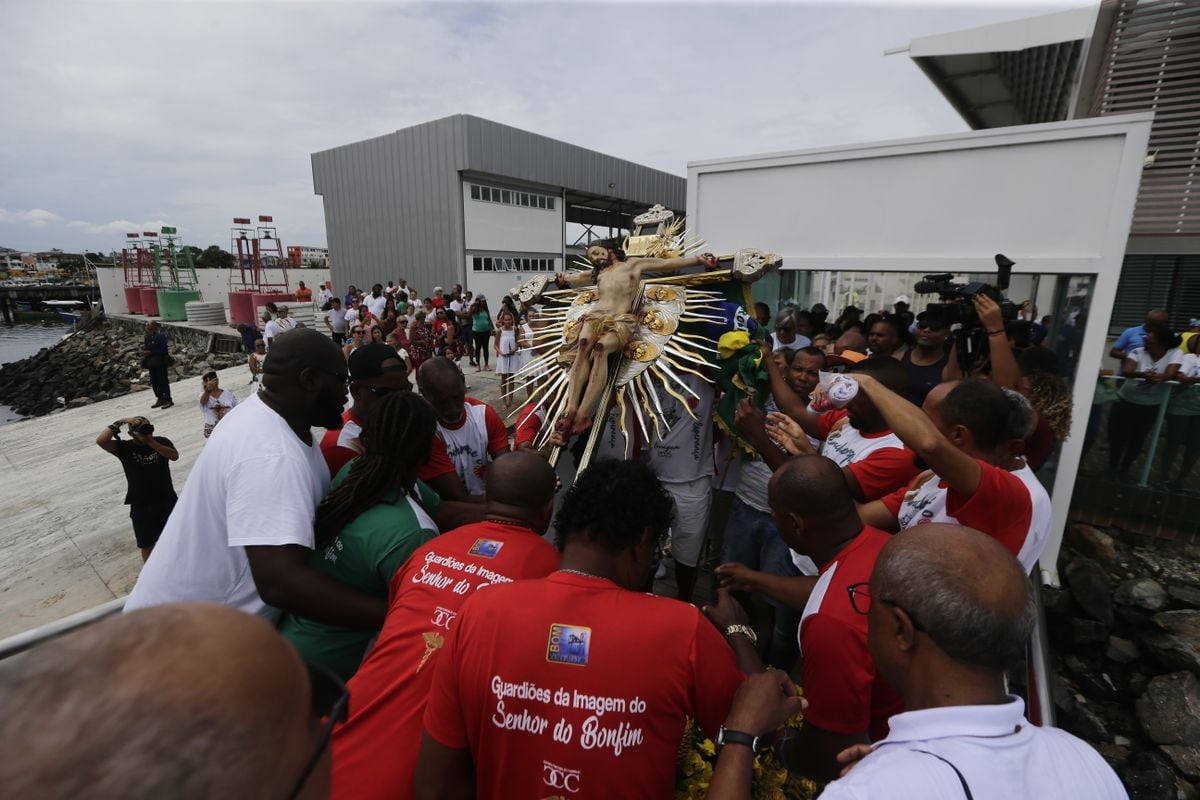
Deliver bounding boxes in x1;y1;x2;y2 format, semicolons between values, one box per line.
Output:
0;354;509;639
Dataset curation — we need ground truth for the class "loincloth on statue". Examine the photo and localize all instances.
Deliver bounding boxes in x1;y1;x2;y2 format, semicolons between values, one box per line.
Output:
557;311;638;363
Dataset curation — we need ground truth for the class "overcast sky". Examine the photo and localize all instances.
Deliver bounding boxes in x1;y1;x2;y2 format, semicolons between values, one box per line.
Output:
1;0;1083;253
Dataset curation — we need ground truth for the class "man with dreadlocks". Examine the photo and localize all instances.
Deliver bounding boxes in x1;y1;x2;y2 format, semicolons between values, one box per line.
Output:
330;451;561;800
553;240;719;435
280;390;441;679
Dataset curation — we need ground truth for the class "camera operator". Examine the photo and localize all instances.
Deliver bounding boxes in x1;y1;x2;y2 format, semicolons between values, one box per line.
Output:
941;293;1020;390
96;416;179;562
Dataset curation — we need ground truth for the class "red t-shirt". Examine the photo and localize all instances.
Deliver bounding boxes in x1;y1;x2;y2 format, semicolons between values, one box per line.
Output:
423;573;744;800
331;522;560;800
880;460;1034;559
513;402;545;450
799;526;904;742
816;410;919;501
320;409;364;478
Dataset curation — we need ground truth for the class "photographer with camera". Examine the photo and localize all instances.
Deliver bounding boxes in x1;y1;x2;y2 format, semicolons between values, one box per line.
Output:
96;416;179;562
940;293;1020;390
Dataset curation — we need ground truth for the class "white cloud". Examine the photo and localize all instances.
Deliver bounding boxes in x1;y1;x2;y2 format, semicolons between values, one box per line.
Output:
65;219;175;236
0;1;1079;253
0;208;66;228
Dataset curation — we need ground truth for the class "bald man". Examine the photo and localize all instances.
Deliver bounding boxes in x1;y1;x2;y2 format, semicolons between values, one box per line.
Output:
126;328;387;632
819;524;1126;799
0;604;333;800
715;456;904;782
417;357;510;499
330;452;561;800
710;525;1125;800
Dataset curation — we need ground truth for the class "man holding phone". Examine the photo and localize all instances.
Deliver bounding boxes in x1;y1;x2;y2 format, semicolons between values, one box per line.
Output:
199;371;238;439
96;416;179;561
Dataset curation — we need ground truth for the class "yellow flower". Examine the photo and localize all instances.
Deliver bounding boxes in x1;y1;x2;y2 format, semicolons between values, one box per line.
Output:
698;738;716;758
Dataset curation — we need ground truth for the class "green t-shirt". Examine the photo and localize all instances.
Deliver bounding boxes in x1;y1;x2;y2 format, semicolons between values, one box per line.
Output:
396;299;409;315
279;468;442;679
472;310;492;333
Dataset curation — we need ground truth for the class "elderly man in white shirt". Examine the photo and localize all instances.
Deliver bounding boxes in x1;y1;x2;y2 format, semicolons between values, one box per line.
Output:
703;522;1127;800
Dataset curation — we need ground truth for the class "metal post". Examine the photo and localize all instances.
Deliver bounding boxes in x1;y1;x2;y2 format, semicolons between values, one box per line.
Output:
1025;574;1056;727
1137;384;1173;487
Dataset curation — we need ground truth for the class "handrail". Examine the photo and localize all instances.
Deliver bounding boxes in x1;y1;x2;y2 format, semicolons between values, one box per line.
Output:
0;598;125;661
1025;572;1056;727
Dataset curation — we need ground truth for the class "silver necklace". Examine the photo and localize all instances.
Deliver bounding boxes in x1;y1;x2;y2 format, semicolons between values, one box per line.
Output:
558;568;604;579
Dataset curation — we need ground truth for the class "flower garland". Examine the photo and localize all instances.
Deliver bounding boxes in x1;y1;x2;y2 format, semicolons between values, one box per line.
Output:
676;682;820;800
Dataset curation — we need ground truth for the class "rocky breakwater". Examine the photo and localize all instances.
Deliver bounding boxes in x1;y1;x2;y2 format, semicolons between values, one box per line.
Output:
1047;523;1200;799
0;321;243;418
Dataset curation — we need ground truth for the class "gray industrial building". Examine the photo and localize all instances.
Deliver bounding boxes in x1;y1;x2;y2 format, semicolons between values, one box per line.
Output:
310;114;686;300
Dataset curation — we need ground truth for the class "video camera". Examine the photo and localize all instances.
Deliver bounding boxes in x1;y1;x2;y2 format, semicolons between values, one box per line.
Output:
914;254;1019;375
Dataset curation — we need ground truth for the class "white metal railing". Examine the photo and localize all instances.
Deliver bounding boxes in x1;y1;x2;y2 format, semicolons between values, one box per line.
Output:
0;598;125;661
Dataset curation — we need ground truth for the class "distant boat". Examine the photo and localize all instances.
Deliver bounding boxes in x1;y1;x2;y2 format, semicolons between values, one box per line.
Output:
43;300;85;324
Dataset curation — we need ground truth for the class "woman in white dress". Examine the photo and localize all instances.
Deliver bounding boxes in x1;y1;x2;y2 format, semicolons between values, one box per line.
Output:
494;308;520;411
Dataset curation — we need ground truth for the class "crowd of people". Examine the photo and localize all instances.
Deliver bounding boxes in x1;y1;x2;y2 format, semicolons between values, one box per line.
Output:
17;269;1150;799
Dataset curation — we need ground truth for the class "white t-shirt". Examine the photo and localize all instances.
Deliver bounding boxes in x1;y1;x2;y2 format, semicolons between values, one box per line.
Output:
124;393;330;622
449;299;463;314
326;307;348;333
199;387;239;427
263;318;294;348
646;376;715;483
437;399;500;496
1127;346;1184;375
317;287;333;306
344;308;360;327
364;293;387;318
820;697;1126;800
774;336;813;352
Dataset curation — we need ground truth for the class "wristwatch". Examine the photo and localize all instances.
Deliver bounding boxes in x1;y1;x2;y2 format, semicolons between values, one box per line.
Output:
725;624;758;646
716;726;763;754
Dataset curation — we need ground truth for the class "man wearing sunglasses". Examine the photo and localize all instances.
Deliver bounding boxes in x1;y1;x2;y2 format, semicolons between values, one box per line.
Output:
899;311;951;406
0;602;347;800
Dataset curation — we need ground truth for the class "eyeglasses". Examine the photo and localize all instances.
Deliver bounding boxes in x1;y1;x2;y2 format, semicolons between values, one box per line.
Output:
284;662;350;800
916;321;946;332
846;582;926;632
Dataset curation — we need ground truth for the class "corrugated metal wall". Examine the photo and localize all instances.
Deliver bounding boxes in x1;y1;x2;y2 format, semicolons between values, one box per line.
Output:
311;115;684;296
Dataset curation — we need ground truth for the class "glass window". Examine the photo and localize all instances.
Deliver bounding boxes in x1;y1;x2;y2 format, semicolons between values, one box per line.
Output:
501;190;510;204
519;193;528;206
547;197;555;210
472;257;482;271
470;185;480;200
482;187;492;201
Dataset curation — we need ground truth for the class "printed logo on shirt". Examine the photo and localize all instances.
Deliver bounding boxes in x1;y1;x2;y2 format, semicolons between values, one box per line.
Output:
542;760;581;793
468;538;504;558
431;606;457;629
546;623;591;666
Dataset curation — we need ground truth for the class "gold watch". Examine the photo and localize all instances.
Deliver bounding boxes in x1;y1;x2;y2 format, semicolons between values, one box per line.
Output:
724;624;758;646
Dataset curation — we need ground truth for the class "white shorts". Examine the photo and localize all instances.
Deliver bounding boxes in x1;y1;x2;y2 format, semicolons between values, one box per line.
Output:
664;475;713;568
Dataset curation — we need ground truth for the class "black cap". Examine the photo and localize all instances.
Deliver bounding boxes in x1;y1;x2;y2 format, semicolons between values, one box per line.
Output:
348;343;406;381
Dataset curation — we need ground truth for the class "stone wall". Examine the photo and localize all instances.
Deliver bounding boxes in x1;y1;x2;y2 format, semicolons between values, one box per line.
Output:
1048;523;1200;799
0;318;245;417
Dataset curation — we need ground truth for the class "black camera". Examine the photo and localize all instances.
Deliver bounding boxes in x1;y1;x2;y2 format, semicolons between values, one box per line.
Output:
914;254;1018;375
133;422;155;436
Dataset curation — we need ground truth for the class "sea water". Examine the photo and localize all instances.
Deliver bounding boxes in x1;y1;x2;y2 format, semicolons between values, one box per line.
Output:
0;320;72;424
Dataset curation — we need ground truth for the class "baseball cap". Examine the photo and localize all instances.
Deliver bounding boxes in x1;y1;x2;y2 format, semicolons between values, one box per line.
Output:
894;295;911;305
826;350;868;367
348;343;407;380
